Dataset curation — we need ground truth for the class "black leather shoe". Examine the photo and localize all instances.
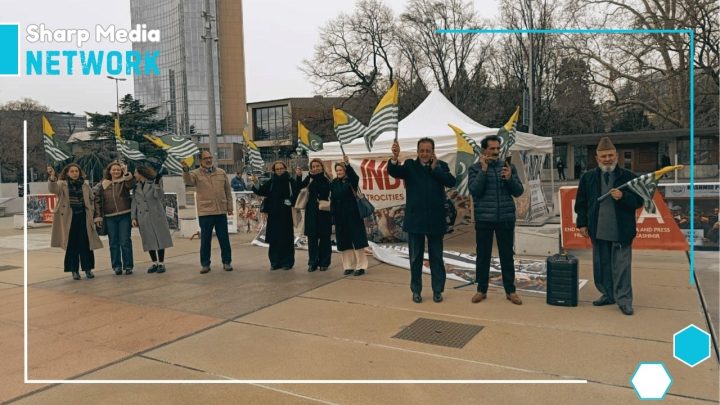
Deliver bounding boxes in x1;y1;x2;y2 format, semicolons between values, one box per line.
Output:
319;266;328;272
433;292;443;303
343;269;354;275
619;304;634;316
156;264;166;273
592;296;616;306
114;268;122;276
71;272;81;280
124;269;133;275
412;293;422;303
85;270;94;279
308;266;317;272
270;266;281;271
282;266;293;271
147;264;158;274
353;269;365;276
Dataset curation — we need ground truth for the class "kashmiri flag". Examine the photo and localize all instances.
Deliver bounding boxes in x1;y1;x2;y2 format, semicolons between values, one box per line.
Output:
598;165;684;213
363;81;399;152
114;118;146;161
41;115;71;164
144;133;199;174
298;121;323;152
333;107;366;145
242;127;266;174
449;124;479;196
497;106;520;160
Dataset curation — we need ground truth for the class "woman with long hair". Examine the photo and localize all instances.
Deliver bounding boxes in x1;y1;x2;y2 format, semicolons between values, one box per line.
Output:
295;158;332;272
251;161;299;270
329;155;369;276
94;161;136;275
47;163;103;280
131;164;174;274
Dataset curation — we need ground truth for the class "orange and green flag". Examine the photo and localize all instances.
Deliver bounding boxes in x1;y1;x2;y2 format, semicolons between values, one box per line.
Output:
449;124;478;196
497;106;520;160
364;80;399;151
41;115;71;164
298;121;323;152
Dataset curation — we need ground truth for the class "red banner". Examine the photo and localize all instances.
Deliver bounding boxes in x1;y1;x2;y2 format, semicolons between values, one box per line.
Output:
27;194;58;224
560;186;689;250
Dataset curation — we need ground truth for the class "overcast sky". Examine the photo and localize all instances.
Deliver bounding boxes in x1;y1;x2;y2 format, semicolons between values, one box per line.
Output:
0;0;498;116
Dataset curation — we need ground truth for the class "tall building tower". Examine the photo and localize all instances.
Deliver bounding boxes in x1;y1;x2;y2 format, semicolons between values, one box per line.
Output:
130;0;247;135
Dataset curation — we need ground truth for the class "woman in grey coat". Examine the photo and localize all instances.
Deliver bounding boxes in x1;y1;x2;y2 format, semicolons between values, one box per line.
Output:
131;165;173;273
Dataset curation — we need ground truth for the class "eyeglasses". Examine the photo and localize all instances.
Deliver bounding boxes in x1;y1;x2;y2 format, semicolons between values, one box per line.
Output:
201;157;213;161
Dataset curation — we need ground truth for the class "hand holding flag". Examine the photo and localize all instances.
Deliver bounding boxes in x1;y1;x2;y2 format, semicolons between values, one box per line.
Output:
597;165;685;213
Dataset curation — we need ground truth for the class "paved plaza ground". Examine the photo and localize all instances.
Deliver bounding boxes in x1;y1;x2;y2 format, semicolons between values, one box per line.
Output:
0;213;717;404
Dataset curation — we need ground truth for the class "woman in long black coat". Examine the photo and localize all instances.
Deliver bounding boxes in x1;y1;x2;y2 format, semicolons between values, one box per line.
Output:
330;156;369;276
251;161;299;270
295;158;332;272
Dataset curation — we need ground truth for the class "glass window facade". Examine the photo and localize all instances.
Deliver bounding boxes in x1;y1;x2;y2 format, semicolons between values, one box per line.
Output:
253;105;290;142
678;136;718;165
131;0;221;135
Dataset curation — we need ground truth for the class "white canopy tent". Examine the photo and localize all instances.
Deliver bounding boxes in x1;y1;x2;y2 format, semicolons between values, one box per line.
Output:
310;89;553;161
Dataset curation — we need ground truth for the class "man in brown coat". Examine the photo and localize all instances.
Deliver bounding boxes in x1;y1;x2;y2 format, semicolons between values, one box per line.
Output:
182;150;233;273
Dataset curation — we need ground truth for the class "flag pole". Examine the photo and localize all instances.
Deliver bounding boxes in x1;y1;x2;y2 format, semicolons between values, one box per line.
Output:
596;183;630;203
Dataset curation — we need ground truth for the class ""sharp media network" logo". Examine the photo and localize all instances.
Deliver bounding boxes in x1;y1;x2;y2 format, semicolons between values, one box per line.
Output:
0;23;161;76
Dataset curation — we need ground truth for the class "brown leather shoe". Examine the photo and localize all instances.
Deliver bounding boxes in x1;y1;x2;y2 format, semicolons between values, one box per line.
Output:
471;292;487;303
506;293;522;305
200;266;211;274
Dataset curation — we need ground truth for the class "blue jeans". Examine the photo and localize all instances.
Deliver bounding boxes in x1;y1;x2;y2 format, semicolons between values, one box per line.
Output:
105;213;133;270
198;214;232;267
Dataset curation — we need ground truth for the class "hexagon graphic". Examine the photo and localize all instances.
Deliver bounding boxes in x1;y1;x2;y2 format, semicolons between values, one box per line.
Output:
631;362;673;400
673;324;711;367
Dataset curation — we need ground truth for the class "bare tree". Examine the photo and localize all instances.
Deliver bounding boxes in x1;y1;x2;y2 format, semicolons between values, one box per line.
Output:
494;0;562;134
301;0;397;98
398;0;492;110
0;99;49;182
564;0;719;128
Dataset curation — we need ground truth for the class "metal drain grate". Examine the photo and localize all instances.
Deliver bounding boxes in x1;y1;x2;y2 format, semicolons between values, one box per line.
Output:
392;318;483;349
0;265;20;272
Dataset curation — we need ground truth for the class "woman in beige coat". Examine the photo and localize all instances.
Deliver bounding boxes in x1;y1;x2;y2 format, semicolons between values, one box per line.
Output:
47;164;103;280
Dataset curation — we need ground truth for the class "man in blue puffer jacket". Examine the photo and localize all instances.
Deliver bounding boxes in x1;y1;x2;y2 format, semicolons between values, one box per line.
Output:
468;135;524;305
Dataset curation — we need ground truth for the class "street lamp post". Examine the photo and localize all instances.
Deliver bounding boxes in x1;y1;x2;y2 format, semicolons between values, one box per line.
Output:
106;75;127;128
163;100;173;133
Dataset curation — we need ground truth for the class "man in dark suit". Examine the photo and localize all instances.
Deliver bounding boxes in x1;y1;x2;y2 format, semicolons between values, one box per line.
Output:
574;137;644;316
388;138;456;304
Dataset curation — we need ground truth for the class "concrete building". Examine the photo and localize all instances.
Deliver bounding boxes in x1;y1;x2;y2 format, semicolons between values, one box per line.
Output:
552;127;719;180
246;96;370;164
45;112;88;142
130;0;247;136
195;136;245;174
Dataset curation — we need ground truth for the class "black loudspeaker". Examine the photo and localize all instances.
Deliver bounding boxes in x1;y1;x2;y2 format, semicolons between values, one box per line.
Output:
546;253;579;307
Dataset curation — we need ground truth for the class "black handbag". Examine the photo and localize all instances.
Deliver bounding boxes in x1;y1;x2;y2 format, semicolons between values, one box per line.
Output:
353;187;375;218
96;220;108;236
